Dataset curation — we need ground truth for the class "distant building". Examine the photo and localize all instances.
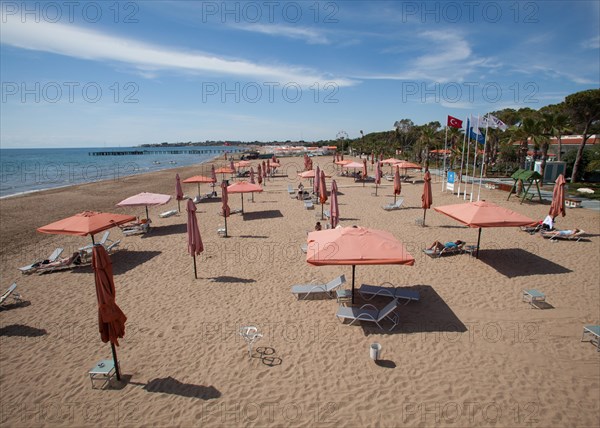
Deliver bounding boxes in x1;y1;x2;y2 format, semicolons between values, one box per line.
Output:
514;135;598;159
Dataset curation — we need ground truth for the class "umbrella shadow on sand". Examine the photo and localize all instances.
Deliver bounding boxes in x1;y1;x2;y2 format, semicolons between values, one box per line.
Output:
127;377;221;399
70;251;162;275
242;210;284;221
208;276;256;284
142;223;187;237
478;248;572;278
0;324;47;337
358;285;467;336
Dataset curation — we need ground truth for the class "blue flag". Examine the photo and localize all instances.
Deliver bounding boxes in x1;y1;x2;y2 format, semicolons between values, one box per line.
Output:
469;126;485;144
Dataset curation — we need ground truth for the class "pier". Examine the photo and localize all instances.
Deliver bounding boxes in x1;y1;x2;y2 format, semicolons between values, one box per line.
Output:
89;148;242;156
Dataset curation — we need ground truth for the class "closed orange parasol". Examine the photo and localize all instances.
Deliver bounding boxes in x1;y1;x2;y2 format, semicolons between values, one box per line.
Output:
548;174;566;220
93;244;127;380
421;170;433;226
393;166;401;203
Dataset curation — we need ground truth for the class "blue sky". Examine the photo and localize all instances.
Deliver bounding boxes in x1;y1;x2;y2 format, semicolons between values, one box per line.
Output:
1;0;599;148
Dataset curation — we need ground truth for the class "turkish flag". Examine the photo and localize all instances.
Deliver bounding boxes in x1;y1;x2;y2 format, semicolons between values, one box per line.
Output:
447;116;463;129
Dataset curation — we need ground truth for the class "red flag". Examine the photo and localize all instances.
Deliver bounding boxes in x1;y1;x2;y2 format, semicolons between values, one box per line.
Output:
447;116;463;129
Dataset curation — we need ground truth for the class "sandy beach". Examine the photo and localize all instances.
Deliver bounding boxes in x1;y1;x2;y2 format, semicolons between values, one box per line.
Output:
1;155;599;427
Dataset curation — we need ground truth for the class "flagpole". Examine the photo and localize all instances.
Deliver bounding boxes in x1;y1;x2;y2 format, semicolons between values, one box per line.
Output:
442;125;448;192
457;117;467;198
470;114;479;202
477;117;489;201
463;121;471;200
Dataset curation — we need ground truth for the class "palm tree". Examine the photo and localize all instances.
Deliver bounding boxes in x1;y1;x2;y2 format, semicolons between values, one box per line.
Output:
542;112;570;178
514;117;544;170
417;126;438;168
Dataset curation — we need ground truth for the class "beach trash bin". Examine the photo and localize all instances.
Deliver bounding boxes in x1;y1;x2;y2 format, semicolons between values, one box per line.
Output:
370;343;382;361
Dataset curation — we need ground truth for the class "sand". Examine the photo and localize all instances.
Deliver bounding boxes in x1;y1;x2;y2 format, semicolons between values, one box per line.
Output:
1;155;599;427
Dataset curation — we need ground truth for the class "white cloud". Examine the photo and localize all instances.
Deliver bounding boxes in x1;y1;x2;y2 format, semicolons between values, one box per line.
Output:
233;23;330;45
0;17;355;87
581;35;600;50
357;30;495;83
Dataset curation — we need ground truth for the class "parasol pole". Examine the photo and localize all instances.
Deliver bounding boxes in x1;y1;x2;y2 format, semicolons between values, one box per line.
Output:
145;206;149;221
177;200;181;212
423;209;427;227
224;214;228;238
197;183;201;199
110;342;121;381
476;227;482;259
351;264;356;304
241;194;244;213
193;254;197;279
321;203;324;220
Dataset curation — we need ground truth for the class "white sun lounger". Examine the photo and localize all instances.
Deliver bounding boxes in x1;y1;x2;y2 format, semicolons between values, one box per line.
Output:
0;283;22;306
336;299;400;331
36;251;90;274
79;231;111;252
304;201;314;210
541;229;585;242
358;283;420;304
291;275;346;299
159;209;178;218
18;247;64;274
383;198;404;211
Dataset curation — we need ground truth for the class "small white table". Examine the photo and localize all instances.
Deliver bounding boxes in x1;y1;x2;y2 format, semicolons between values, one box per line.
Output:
336;289;352;305
581;325;600;352
88;359;116;389
522;289;546;308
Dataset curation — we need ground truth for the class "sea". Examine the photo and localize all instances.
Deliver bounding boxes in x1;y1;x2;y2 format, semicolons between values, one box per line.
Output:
0;145;243;198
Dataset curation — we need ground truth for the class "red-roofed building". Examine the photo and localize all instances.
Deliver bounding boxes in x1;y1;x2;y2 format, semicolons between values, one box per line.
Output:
513;135;598;158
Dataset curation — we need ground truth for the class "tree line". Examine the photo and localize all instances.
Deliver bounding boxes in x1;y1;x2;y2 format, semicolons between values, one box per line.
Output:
334;89;599;183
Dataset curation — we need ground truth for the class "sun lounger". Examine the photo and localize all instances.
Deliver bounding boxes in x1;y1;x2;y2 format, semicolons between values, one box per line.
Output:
159;209;178;218
383;198;403;211
358;283;420;304
287;184;295;196
336;299;400;331
79;231;111;252
423;242;466;258
0;283;22;306
520;224;542;234
541;229;585;242
304;200;314;210
291;275;346;299
120;221;150;236
36;251;90;274
581;325;600;352
18;247;64;274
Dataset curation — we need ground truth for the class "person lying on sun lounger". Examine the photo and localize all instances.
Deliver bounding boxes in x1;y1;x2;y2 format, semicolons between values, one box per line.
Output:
427;240;464;252
553;228;580;236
